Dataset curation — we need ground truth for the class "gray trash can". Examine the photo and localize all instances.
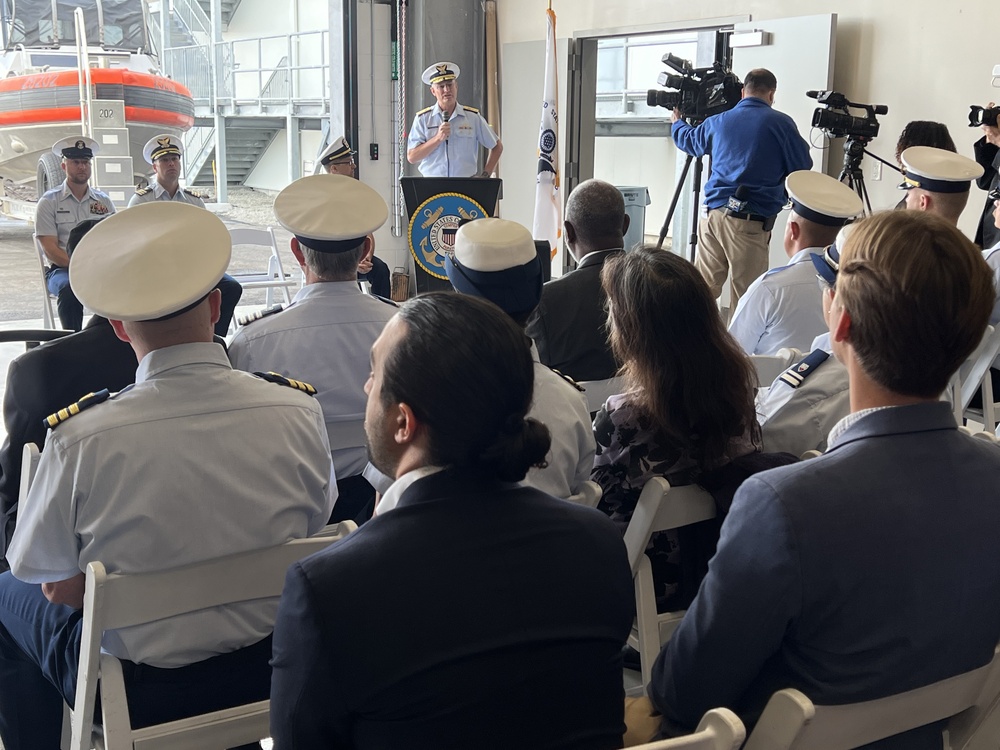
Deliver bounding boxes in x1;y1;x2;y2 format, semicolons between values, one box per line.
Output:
616;186;651;251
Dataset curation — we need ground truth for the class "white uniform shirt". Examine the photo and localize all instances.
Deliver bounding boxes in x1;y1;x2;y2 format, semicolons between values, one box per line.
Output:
362;346;595;500
407;102;499;178
728;247;828;355
127;180;206;208
34;181;116;251
528;344;596;498
229;282;397;478
756;333;851;456
8;342;335;667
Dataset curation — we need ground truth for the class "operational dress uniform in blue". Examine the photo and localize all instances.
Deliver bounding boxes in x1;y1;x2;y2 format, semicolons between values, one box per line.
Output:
407;101;499;178
0;203;336;750
35;136;116;331
230;173;394;524
756;333;850;456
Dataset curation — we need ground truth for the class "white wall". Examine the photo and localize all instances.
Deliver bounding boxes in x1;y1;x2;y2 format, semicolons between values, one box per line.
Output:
497;0;1000;240
593;136;678;244
244;129;324;191
356;0;410;275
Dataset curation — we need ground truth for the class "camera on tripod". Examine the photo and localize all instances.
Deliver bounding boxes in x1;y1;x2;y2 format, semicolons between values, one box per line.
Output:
806;90;887;141
969;105;1000;128
646;53;742;123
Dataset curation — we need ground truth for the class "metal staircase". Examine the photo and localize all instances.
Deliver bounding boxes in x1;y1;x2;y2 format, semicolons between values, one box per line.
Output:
196;0;243;31
188;118;282;186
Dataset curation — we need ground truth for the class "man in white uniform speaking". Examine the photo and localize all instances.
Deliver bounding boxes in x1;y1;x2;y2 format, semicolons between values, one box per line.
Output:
0;202;336;750
406;61;503;178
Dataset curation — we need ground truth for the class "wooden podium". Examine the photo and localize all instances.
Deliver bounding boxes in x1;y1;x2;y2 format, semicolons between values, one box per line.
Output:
401;177;503;293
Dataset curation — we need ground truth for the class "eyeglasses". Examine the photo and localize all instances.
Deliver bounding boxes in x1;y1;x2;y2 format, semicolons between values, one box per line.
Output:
989;186;1000;203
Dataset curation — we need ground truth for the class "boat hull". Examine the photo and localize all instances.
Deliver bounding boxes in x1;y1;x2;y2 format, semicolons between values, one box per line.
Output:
0;68;194;185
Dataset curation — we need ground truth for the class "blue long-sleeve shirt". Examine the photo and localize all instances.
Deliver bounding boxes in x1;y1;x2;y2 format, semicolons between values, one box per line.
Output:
672;97;812;216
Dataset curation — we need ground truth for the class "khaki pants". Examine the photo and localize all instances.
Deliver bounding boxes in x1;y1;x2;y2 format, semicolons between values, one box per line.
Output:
694;208;771;312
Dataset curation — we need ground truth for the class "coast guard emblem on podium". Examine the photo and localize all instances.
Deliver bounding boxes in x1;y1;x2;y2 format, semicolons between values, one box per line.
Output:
407;192;487;280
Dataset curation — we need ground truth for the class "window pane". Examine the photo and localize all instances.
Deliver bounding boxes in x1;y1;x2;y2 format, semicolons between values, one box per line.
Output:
596;45;625;93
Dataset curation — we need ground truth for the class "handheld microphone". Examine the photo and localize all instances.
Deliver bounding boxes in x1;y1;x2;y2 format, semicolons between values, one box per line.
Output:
442;110;451;142
727;185;750;213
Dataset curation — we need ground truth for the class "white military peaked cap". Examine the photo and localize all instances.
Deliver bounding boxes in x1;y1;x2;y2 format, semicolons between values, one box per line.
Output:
786;171;863;226
70;202;231;321
900;147;984;193
143;134;184;164
274;174;388;253
319;136;356;167
422;61;460;85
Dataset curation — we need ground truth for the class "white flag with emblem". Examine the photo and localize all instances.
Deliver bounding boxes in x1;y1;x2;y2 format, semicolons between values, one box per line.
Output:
532;6;561;259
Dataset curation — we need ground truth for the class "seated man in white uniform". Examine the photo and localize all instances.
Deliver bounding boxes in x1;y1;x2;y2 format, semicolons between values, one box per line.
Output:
900;145;984;227
229;175;397;524
0;202;336;750
756;226;854;456
729;171;862;355
444;218;595;499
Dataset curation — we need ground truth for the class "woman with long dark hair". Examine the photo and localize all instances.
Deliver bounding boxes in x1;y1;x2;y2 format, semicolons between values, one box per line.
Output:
593;246;761;609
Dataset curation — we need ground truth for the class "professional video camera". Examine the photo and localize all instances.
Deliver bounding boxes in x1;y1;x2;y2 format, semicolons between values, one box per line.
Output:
969;104;1000;128
646;53;742;123
806;90;887;141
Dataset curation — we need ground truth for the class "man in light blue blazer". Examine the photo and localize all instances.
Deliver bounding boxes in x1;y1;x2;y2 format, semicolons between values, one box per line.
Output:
650;209;1000;750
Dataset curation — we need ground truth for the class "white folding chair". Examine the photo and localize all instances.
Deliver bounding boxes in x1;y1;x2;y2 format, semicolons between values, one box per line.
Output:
623;477;716;691
228;226;299;308
743;643;1000;750
67;524;357;750
32;233;58;329
949;325;1000;431
750;354;789;388
630;707;745;750
580;376;625;414
565;479;602;508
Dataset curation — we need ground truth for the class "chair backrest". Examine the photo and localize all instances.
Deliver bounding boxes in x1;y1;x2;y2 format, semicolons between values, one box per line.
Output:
631;707;745;750
70;523;357;750
622;477;716;574
31;233;57;328
566;479;603;508
0;329;73;348
579;376;625;414
744;644;1000;750
16;442;41;523
751;354;789;388
228;226;297;307
951;325;1000;420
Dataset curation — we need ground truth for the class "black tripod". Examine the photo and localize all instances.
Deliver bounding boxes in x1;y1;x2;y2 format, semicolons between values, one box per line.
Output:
656;152;704;263
838;137;874;215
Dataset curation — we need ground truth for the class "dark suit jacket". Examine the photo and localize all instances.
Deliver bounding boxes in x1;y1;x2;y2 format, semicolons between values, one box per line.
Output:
651;402;1000;749
0;317;138;558
270;468;635;749
526;249;621;382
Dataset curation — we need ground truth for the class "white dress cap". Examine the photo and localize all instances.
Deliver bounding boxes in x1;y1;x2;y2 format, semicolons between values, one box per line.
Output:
900;146;984;192
274;174;388;247
70;202;231;321
786;171;864;226
319;136;356;166
422;61;461;85
52;135;100;159
453;218;536;271
142;134;184;164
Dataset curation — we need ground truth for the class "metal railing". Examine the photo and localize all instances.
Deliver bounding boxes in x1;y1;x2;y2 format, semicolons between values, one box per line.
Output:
223;30;329;107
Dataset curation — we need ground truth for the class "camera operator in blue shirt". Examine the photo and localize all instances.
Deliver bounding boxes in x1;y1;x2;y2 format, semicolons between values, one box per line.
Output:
671;68;812;313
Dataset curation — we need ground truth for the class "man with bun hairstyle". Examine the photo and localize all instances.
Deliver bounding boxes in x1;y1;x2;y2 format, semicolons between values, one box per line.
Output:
0;202;335;750
649;210;1000;748
270;292;633;749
